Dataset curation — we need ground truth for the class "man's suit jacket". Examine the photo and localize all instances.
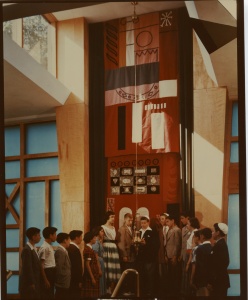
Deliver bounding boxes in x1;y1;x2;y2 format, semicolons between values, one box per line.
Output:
210;238;230;289
54;247;71;289
117;225;135;262
158;224;166;264
194;242;212;288
67;243;83;287
165;225;182;259
137;229;160;263
181;225;190;261
19;244;41;296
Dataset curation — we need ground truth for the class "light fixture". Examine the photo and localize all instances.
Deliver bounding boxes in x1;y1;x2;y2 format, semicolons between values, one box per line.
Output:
131;2;139;23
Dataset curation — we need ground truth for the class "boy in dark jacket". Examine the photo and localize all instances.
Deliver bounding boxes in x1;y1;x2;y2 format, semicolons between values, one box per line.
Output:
194;227;212;296
19;227;42;300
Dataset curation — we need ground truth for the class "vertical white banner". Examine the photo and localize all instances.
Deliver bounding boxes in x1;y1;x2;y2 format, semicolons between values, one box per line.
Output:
151;112;165;149
132;102;143;143
126;20;134;66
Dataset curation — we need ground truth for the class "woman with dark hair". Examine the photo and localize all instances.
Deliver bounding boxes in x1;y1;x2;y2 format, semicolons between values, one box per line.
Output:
92;226;106;296
81;231;100;298
101;211;121;294
189;230;202;295
186;217;200;272
186;218;200;255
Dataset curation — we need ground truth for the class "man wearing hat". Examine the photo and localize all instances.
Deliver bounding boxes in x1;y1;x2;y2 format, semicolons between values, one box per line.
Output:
209;223;230;297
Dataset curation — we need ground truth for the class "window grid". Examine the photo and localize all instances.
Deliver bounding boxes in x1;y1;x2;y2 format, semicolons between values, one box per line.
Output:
5;121;59;297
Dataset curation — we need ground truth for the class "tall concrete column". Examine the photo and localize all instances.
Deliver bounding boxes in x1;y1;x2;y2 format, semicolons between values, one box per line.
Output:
56;17;89;233
56;102;89;233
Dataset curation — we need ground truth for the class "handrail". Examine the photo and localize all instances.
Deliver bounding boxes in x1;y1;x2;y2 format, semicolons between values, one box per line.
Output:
111;268;139;298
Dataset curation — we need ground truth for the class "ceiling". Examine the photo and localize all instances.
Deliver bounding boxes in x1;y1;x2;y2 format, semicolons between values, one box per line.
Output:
52;2;185;23
2;2;185;22
3;1;237;124
3;1;186;123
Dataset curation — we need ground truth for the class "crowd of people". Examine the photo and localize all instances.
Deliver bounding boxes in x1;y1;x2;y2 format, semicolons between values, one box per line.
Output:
19;211;230;299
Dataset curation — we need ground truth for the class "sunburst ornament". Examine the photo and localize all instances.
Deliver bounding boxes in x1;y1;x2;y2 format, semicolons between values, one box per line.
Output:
160;11;173;27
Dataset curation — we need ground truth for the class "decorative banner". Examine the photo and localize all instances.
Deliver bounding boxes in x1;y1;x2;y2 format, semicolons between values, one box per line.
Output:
104;10;180;157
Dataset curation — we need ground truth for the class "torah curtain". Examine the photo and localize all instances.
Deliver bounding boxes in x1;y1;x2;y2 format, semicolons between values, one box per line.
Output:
104;9;182;218
89;8;193;226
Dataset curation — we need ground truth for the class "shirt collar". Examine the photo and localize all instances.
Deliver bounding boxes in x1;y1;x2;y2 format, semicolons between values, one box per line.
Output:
27;242;39;256
215;237;225;243
58;244;67;252
44;240;52;247
70;241;80;249
86;243;92;249
27;242;36;251
202;241;211;245
140;226;152;232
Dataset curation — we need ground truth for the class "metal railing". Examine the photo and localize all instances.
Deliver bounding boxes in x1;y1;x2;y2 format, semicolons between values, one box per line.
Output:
111;268;139;298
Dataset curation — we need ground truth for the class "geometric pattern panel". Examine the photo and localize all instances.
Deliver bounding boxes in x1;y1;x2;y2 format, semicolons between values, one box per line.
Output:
110;157;161;195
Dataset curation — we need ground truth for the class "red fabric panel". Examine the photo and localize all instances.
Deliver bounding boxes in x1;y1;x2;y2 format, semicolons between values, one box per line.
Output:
105;98;179;157
105;103;137;157
159;10;178;80
105;104;118;156
162;153;181;202
104;20;119;70
159;30;178;80
119;18;127;68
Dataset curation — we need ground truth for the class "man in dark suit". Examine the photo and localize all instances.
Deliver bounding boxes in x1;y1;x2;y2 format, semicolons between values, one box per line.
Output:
194;227;212;296
136;215;160;297
19;227;42;300
68;230;83;298
208;223;230;298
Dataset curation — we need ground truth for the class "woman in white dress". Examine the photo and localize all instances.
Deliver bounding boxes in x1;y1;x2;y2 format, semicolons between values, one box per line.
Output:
101;211;121;294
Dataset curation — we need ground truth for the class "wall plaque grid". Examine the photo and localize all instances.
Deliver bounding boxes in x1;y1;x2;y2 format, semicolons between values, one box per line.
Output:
110;165;160;195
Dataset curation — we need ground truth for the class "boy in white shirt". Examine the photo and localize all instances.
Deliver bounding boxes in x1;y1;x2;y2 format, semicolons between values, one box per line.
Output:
38;226;57;299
